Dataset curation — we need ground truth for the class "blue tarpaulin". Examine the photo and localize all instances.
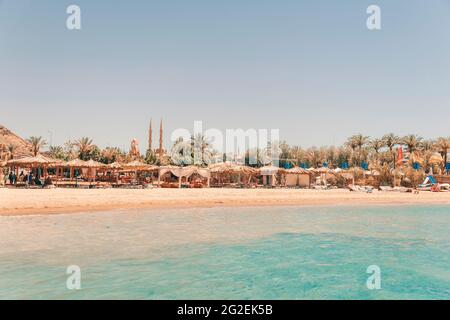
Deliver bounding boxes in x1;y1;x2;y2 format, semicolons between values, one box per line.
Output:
283;163;293;169
446;163;450;172
300;163;308;169
341;162;349;169
413;162;421;170
361;162;369;170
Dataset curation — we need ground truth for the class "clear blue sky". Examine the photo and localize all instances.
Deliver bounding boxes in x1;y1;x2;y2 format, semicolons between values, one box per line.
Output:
1;0;450;151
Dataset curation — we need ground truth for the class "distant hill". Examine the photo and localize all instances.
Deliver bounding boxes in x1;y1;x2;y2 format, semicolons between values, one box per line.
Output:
0;125;32;158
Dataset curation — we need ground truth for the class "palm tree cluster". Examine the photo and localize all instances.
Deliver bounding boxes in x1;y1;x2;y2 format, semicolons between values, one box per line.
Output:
275;133;449;174
46;137;127;164
7;134;447;176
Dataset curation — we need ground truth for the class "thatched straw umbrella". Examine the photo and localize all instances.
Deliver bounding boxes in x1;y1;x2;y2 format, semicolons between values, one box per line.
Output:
108;162;123;170
159;165;210;188
209;162;233;174
122;161;159;185
7;154;59;179
209;163;259;186
123;160;155;171
64;159;104;181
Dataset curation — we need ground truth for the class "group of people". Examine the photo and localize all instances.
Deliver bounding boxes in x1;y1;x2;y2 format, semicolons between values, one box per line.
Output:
6;170;43;186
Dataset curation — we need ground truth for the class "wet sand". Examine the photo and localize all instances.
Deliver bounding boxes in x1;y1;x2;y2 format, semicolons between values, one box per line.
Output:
1;188;450;216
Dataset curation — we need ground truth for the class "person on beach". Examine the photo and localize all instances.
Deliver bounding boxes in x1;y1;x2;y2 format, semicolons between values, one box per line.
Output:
27;172;33;185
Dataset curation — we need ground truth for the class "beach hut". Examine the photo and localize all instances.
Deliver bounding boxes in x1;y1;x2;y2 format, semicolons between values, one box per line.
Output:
63;159;104;181
65;159;88;180
259;165;285;187
121;161;159;185
123;160;150;171
209;163;259;187
285;166;311;188
7;154;59;180
159;166;210;188
313;167;334;186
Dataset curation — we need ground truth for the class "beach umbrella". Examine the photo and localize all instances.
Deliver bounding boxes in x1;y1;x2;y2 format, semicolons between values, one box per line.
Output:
286;166;309;174
64;159;92;180
123;160;157;171
108;162;123;170
233;165;259;175
7;154;59;167
66;159;91;168
259;165;285;175
6;154;60;178
85;159;105;168
209;162;233;173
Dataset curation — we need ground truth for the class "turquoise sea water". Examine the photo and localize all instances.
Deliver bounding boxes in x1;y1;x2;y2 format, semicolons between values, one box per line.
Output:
0;205;449;299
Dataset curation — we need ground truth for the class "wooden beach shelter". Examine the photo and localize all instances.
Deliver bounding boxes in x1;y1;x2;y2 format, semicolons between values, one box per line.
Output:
102;162;124;184
259;165;286;186
209;162;258;186
7;154;59;179
64;159;104;181
65;159;88;180
123;160;155;171
285;166;312;188
229;164;259;186
121;160;159;185
159;165;210;188
85;160;106;182
313;167;334;186
209;162;232;186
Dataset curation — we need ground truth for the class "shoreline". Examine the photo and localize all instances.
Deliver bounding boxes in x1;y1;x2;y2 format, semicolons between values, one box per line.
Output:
1;188;450;216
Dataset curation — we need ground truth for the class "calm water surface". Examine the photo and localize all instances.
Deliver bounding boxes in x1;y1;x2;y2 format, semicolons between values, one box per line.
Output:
0;205;449;299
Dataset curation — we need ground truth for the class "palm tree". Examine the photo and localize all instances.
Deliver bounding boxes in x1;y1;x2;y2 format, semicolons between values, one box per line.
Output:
27;136;47;156
48;146;66;160
421;139;435;152
100;147;124;164
401;134;423;155
435;137;450;174
346;134;370;166
382;133;399;168
306;147;323;168
370;138;384;154
190;134;214;166
75;137;94;160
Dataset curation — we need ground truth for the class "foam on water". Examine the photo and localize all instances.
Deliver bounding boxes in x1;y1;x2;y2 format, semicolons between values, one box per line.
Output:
0;205;449;299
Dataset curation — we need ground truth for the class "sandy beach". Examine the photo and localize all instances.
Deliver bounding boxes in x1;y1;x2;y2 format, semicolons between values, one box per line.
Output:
1;188;450;216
